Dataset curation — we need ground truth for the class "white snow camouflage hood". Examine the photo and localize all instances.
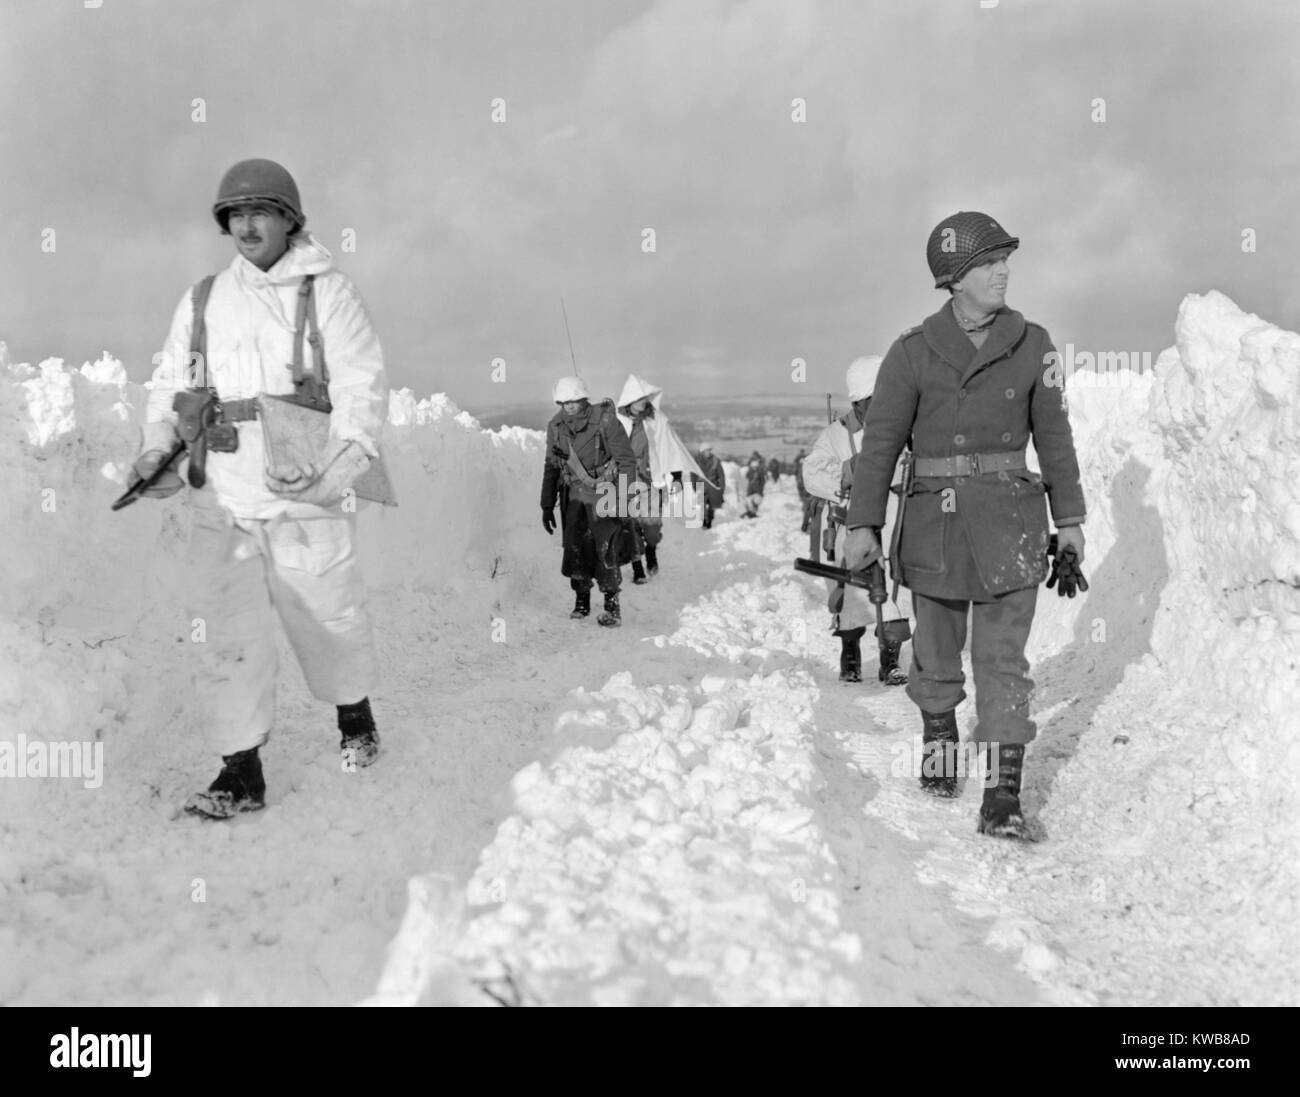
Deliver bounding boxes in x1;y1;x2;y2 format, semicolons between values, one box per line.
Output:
616;374;664;415
615;374;713;488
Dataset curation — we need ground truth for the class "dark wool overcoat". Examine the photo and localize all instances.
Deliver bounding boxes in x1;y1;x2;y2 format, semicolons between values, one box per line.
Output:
541;399;638;580
846;303;1086;600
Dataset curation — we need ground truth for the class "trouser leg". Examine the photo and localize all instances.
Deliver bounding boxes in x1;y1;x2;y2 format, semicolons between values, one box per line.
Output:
905;592;969;716
561;496;595;584
969;585;1039;745
831;537;872;632
587;505;623;594
187;505;277;756
263;515;376;707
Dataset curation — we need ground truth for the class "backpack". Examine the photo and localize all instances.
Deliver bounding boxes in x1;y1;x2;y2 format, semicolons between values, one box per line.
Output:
557;400;619;504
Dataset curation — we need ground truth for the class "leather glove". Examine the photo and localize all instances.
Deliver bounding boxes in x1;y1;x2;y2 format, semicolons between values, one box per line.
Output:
542;507;556;535
129;449;184;499
1047;536;1090;598
1054;524;1086;564
842;527;882;573
266;438;371;507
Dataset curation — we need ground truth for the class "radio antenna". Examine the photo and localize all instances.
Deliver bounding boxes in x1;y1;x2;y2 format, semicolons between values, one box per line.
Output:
561;297;580;377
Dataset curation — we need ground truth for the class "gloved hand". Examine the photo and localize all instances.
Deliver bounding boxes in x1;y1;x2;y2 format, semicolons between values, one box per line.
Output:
1054;525;1085;564
542;507;556;535
840;457;856;491
1047;531;1090;598
842;527;882;573
129;449;184;498
266;438;371;507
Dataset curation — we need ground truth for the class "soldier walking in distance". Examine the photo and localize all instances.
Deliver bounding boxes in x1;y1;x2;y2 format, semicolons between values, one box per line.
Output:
793;448;812;531
803;357;910;685
694;443;725;529
742;452;766;518
131;159;389;819
541;376;637;626
614;373;707;583
843;212;1086;840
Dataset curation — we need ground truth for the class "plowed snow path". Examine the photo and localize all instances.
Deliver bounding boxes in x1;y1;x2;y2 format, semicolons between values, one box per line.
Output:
369;484;1069;1006
6;484;1075;1006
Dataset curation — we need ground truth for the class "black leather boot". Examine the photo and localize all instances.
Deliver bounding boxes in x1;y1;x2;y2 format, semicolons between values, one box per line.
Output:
631;560;648;585
184;747;266;819
878;638;908;686
919;709;960;798
570;583;592;618
838;627;865;682
339;697;381;768
644;543;659;575
978;743;1031;839
598;591;621;628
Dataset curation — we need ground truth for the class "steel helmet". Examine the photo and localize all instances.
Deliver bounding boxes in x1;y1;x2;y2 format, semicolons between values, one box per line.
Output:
926;211;1019;289
213;159;304;234
552;375;589;403
846;355;883;402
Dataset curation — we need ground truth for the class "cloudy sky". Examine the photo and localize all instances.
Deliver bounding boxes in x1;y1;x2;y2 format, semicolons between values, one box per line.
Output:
2;0;1296;413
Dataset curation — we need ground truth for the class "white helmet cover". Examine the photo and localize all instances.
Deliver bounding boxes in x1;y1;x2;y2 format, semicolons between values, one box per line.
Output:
552;375;589;403
846;355;883;402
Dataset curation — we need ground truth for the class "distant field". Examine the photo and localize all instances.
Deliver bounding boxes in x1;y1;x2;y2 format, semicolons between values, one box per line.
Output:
473;393;844;463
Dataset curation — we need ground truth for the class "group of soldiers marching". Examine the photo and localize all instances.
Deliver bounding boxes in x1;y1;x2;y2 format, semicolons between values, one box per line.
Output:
540;373;715;626
127;158;1087;845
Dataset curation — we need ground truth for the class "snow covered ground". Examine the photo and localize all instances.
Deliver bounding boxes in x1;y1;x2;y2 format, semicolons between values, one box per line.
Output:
1;290;1296;1006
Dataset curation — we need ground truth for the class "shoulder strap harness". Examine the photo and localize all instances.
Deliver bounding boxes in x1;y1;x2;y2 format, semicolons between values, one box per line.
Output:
189;273;330;411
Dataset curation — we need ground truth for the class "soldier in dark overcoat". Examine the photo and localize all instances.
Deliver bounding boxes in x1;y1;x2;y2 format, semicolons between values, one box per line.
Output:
541;375;638;627
844;212;1086;839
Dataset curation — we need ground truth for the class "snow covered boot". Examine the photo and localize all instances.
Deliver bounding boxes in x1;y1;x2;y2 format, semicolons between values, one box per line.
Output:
631;560;649;585
644;543;659;576
977;743;1031;840
838;627;865;682
339;697;381;768
597;591;621;628
919;709;960;798
878;638;908;686
570;584;592;618
184;747;266;819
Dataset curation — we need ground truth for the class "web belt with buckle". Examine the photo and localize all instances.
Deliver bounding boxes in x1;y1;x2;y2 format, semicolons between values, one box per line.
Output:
912;451;1026;477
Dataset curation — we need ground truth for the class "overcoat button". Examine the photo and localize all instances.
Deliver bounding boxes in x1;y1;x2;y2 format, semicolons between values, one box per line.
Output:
1001;432;1012;443
954;434;965;445
1005;388;1015;398
958;390;968;399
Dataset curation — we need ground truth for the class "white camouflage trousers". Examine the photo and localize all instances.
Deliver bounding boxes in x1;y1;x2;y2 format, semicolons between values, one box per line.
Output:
186;501;376;756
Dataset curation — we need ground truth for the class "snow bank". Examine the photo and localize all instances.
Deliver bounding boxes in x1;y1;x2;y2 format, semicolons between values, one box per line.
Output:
0;356;543;825
369;572;866;1006
1022;291;1300;1003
